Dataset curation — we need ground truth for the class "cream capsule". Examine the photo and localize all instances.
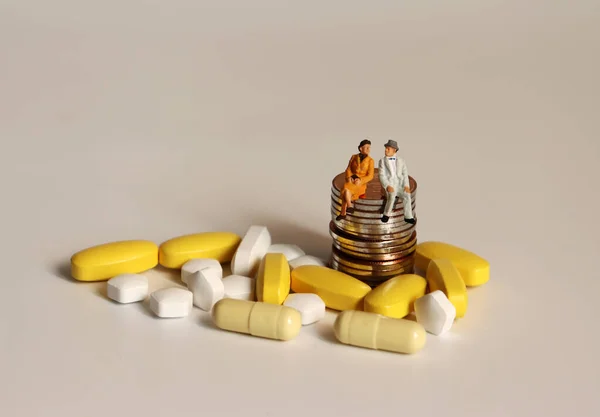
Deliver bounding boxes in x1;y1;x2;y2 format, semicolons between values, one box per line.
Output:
334;310;426;354
211;298;302;341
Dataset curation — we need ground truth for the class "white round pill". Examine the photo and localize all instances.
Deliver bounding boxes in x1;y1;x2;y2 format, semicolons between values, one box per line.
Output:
414;290;456;335
188;269;224;311
107;274;148;303
288;255;326;270
149;288;193;318
181;259;222;284
222;275;255;301
267;244;305;262
283;293;326;325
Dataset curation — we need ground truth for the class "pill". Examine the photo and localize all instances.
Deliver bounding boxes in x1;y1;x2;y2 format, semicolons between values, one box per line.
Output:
230;226;271;277
149;287;193;318
106;274;149;303
158;232;241;268
334;310;426;354
283;293;326;325
187;269;224;311
256;253;290;305
364;274;427;319
70;240;158;282
415;241;490;287
426;258;468;318
223;275;255;300
181;259;222;284
414;290;456;335
211;298;302;341
288;255;326;270
290;265;371;311
267;244;305;262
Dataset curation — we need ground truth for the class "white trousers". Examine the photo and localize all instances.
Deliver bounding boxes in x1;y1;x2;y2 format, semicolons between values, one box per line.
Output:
383;185;413;218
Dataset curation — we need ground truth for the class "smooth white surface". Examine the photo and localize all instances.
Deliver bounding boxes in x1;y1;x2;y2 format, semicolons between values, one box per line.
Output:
266;243;306;261
414;290;456;336
106;273;148;303
284;293;326;325
181;258;222;284
188;269;224;311
230;225;271;277
222;275;255;300
149;288;193;318
1;1;599;416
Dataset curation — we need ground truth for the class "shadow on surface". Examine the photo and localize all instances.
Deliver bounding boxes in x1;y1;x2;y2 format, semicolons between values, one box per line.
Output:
53;261;75;282
314;313;339;345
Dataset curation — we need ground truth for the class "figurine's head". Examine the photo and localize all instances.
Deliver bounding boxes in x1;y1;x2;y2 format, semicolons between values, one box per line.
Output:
384;139;399;157
358;139;371;155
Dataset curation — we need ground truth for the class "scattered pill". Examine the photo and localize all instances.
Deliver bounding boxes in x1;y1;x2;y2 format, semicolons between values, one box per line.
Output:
414;290;456;335
212;298;302;341
223;275;255;301
256;253;291;305
230;226;271;278
426;258;468;318
267;244;305;262
149;288;193;318
181;259;222;284
334;310;426;354
288;255;326;270
106;274;149;303
70;240;158;282
283;293;326;325
290;265;371;311
158;232;241;268
364;274;427;319
188;269;224;311
415;241;489;287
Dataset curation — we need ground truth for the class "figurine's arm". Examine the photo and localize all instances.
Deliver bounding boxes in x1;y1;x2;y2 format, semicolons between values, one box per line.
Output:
378;159;390;189
345;156;354;181
400;160;409;191
361;158;375;184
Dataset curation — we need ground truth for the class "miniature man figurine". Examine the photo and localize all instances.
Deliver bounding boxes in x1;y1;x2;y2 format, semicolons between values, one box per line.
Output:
378;139;415;224
336;139;375;221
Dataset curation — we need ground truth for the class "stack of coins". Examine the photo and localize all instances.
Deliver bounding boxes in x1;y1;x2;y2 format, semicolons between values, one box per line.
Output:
328;169;418;288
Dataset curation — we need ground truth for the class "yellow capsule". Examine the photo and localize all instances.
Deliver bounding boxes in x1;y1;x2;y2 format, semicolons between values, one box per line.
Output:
158;232;241;268
426;258;468;318
290;265;371;311
334;310;426;354
256;253;290;305
70;240;158;282
364;274;427;318
212;298;302;341
415;241;490;286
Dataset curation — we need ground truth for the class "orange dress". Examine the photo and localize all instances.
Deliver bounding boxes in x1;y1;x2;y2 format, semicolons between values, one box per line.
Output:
342;154;375;200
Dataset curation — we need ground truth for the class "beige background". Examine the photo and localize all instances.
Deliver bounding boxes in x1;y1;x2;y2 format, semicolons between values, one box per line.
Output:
1;1;599;416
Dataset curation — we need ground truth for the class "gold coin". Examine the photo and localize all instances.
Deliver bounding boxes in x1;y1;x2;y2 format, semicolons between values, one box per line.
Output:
328;221;415;247
331;247;416;271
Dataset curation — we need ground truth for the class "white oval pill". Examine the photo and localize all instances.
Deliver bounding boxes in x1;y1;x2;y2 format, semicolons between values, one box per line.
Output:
283;293;326;325
181;259;222;284
267;244;305;262
188;269;224;311
107;273;148;303
223;275;255;301
149;288;193;318
414;290;456;335
288;255;326;270
230;226;271;277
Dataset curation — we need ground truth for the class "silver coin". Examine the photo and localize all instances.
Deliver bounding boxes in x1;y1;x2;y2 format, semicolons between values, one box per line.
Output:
331;171;418;206
333;232;417;254
334;223;416;240
333;217;417;235
330;199;416;216
333;241;417;261
329;258;415;278
331;249;416;272
331;209;416;225
328;222;415;248
331;187;417;207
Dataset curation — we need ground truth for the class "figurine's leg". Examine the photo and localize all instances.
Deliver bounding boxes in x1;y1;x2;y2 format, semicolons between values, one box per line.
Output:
381;189;398;222
401;191;415;223
337;189;352;220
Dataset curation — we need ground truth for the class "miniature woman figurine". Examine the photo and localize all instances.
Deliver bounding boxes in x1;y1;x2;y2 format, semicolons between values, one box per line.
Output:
336;139;375;221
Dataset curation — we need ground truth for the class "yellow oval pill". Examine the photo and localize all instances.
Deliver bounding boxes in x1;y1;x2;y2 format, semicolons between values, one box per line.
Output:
212;298;302;341
364;274;427;318
158;232;241;268
415;241;490;286
70;240;158;282
256;253;290;305
334;310;426;354
426;258;468;318
290;265;371;311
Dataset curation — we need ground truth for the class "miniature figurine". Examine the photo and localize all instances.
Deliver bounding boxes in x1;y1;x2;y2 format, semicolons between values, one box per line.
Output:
377;139;415;224
337;139;375;221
